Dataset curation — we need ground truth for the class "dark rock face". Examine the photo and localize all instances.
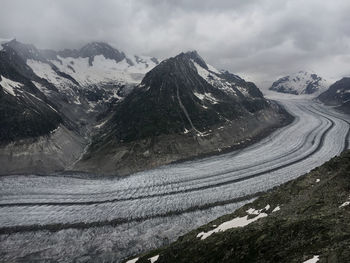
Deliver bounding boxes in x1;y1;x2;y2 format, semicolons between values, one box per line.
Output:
77;42;131;66
0;41;42;82
96;52;270;143
76;51;291;175
318;77;350;113
0;85;61;144
219;70;264;98
184;50;209;69
2;39;81;86
2;39;47;62
129;150;350;263
0;47;62;144
3;40;132;67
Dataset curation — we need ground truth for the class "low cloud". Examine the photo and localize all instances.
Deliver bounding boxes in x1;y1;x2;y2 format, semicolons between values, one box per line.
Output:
1;0;349;86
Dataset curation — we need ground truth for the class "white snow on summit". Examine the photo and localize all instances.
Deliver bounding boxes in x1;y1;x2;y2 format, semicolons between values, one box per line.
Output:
270;71;328;95
0;75;23;96
27;60;74;88
24;46;159;108
25;43;158;91
50;54;158;87
192;60;251;98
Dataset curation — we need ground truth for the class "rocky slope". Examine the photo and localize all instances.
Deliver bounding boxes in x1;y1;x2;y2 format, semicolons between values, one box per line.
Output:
318;77;350;114
125;150;350;263
269;71;328;95
75;51;292;175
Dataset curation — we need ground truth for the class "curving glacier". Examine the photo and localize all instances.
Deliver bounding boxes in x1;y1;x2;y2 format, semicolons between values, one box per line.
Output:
0;94;349;262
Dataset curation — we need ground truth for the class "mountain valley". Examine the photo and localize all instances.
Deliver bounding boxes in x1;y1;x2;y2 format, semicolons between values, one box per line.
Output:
0;40;291;175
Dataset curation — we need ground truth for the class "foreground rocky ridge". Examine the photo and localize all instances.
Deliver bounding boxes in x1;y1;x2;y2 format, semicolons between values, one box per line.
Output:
75;51;292;175
126;150;350;263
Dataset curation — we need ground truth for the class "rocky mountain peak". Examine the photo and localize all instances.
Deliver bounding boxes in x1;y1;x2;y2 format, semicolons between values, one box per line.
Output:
2;39;45;62
318;77;350;113
78;42;130;66
182;50;208;69
95;50;273;145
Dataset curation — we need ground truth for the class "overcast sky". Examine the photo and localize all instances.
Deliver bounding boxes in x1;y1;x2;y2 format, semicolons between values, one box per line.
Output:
1;0;349;86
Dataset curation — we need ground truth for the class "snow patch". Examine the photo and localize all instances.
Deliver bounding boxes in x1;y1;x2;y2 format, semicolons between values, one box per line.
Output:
272;206;281;212
192;61;240;97
303;255;319;263
95;119;108;129
28;60;74;88
205;92;219;104
125;258;139;263
73;98;81;105
207;63;221;74
193;91;219;104
236;85;250;96
339;201;350;208
149;255;159;263
246;204;270;215
197;211;268;240
50;53;157;87
316;178;320;183
0;75;23;96
193;91;205;100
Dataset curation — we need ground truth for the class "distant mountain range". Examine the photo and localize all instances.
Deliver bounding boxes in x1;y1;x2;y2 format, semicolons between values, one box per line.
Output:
268;71;350;114
269;71;328;95
0;39;291;175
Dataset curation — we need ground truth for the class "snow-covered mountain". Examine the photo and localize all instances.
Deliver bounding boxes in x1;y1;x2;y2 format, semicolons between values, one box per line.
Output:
0;39;160;123
269;71;328;95
29;42;159;87
75;51;292;175
1;40;159;106
0;39;159;174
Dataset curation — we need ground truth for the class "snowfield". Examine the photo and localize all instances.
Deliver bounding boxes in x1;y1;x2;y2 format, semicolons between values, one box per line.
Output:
0;75;23;96
0;94;349;262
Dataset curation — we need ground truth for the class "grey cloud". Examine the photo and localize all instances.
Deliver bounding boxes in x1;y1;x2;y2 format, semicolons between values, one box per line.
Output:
0;0;349;86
